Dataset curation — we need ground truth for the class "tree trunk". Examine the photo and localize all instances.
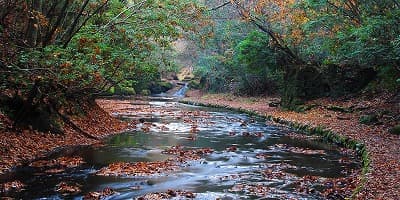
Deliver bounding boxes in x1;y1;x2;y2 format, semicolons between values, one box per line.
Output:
62;0;90;48
43;0;69;46
25;0;41;47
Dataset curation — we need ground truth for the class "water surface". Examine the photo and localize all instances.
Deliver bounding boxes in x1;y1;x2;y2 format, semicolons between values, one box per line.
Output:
0;99;360;199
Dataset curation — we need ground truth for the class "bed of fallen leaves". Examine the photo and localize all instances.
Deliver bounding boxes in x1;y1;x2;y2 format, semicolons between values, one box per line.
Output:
0;180;25;193
136;190;196;200
97;146;214;177
84;187;116;200
162;145;214;162
97;161;178;177
183;91;400;199
0;101;127;175
269;144;326;155
30;156;85;169
55;181;82;195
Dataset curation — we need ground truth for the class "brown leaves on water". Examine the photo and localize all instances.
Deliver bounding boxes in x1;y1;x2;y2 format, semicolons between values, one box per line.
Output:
84;187;116;200
0;180;25;193
136;190;196;200
183;92;400;199
96;161;178;177
56;181;81;195
229;183;273;197
97;146;213;177
271;144;326;155
293;174;359;199
226;146;237;152
162;146;214;161
30;156;85;169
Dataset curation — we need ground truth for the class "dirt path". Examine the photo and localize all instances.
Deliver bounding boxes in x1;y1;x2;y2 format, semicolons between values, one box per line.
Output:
183;91;400;199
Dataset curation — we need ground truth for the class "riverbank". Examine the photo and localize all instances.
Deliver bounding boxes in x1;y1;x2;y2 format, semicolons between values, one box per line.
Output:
0;100;127;175
182;91;400;199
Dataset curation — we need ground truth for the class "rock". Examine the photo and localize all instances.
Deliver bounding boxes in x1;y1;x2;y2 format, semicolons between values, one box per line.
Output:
268;99;281;107
148;81;173;94
268;102;280;107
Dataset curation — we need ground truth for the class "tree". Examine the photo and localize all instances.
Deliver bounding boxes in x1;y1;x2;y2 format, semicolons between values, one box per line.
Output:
0;0;207;133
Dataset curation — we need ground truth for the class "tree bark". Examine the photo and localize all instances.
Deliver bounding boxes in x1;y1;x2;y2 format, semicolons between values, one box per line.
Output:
43;0;69;46
62;0;90;48
25;0;41;47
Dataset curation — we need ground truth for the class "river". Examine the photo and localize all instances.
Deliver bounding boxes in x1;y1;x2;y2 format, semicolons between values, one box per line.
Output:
0;98;360;199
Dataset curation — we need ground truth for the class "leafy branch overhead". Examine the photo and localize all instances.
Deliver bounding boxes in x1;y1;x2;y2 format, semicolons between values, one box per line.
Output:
0;0;208;131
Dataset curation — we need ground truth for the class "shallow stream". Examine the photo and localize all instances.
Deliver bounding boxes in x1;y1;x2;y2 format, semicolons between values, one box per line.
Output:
0;99;360;199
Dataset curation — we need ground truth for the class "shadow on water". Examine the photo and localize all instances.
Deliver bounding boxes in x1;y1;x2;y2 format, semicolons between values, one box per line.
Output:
0;99;360;199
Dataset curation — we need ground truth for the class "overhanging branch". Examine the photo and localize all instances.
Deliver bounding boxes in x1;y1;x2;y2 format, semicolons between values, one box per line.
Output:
208;1;230;11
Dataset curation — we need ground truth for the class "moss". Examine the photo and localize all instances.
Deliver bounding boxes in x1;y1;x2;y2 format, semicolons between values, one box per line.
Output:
359;114;378;125
327;105;352;113
121;87;136;95
140;89;151;96
389;125;400;135
109;87;115;94
294;104;318;113
148;81;173;94
113;86;136;96
188;80;201;89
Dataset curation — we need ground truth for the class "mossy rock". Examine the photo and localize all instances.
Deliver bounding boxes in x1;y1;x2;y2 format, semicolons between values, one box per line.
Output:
294;104;318;113
159;81;174;89
389;125;400;135
327;105;352;113
149;81;174;94
141;89;151;96
115;87;136;95
359;114;378;125
188;80;201;89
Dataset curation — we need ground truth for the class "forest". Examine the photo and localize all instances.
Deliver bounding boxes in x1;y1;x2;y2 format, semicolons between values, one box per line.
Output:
0;0;399;199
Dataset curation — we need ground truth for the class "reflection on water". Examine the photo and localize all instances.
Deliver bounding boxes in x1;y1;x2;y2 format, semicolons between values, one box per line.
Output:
0;100;360;199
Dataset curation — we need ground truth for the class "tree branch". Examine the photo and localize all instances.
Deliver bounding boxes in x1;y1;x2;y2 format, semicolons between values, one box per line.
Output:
208;1;230;11
230;0;304;64
62;0;90;48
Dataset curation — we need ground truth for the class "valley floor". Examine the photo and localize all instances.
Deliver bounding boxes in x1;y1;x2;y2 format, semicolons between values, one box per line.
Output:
183;90;400;199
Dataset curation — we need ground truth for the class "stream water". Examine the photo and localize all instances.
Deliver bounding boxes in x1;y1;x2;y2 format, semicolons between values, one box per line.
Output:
0;98;360;199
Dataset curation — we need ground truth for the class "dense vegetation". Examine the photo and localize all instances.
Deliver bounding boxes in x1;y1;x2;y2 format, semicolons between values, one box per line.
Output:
194;0;400;107
0;0;206;132
1;0;399;132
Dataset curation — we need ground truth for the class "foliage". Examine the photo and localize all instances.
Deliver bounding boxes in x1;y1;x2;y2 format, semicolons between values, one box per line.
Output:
193;16;250;93
236;31;277;74
0;0;207;131
194;0;399;105
234;31;283;95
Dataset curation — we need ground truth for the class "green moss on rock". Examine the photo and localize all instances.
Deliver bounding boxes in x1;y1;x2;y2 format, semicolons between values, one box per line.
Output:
389;125;400;135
